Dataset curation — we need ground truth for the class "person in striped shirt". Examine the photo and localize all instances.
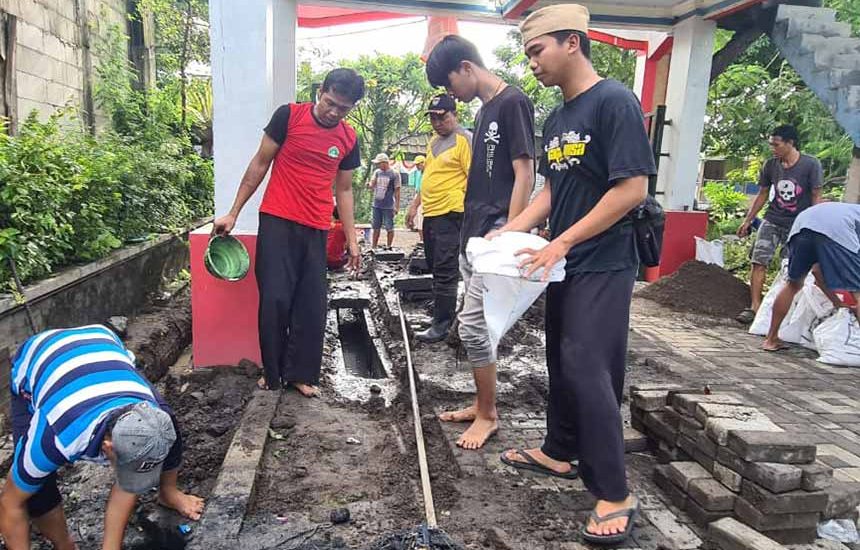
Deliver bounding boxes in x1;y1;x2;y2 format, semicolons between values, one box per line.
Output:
0;325;203;550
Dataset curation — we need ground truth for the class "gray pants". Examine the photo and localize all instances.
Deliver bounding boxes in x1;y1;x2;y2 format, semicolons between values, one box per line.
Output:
457;254;496;367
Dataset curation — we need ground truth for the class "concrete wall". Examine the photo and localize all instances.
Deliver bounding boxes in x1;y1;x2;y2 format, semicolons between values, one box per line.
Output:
0;0;136;127
0;232;190;414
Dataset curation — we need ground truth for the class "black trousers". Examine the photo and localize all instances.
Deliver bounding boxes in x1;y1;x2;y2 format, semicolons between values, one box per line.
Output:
256;213;327;389
423;212;462;300
541;269;636;502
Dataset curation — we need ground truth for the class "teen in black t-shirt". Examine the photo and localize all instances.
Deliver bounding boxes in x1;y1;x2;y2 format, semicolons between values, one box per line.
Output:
495;5;656;545
425;35;536;452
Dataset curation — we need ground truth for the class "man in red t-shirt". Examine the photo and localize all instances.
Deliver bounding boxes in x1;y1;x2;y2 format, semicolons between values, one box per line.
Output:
213;68;365;396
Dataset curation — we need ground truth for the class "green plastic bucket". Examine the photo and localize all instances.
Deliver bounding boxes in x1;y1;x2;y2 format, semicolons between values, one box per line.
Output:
204;235;250;281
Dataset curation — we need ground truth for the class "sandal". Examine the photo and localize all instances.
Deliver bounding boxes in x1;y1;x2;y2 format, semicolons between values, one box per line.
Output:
736;308;756;324
499;449;578;480
581;498;639;545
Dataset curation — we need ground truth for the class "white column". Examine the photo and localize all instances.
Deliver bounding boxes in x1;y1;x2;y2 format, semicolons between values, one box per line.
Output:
656;16;716;211
210;0;297;233
633;52;646;101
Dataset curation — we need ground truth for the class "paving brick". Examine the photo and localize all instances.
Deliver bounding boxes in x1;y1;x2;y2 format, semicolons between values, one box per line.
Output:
694;403;763;425
677;434;698;457
716;447;750;476
656;440;690;463
707;517;783;550
645;411;679;446
666;461;712;492
624;427;649;453
799;460;833;491
706;418;783;446
688;478;735;511
685;497;732;527
822;481;860;519
744;462;802;493
695;430;718;458
740;480;828;514
672;393;744;417
654;464;689;510
712;462;742;492
642;508;701;549
760;528;817;545
678;416;704;438
632;390;670;412
727;430;816;463
733;496;820;530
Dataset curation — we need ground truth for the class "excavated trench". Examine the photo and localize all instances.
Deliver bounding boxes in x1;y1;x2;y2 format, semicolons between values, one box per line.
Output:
337;308;387;380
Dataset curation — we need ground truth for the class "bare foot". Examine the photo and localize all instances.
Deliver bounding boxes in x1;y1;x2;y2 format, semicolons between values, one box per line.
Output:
257;377;268;390
762;338;787;352
586;496;638;538
158;489;205;521
501;447;574;475
456;417;498;450
292;383;319;398
439;404;477;423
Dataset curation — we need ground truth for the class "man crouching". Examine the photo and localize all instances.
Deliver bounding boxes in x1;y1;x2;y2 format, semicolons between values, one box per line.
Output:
0;324;203;550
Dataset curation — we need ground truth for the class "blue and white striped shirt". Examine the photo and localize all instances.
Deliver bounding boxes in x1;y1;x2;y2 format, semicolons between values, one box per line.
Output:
10;325;159;493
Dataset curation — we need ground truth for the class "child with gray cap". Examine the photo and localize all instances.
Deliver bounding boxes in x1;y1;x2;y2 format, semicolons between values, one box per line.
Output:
0;324;203;550
495;3;656;545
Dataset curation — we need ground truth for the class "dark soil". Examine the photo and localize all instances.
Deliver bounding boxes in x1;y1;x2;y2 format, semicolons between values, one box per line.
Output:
636;260;750;320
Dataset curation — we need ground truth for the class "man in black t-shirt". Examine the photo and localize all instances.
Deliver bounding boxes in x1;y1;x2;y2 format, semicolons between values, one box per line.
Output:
426;35;536;451
495;5;655;545
735;125;823;324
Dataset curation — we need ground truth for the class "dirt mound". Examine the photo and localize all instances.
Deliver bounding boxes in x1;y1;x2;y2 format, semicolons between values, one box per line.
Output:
636;260;750;319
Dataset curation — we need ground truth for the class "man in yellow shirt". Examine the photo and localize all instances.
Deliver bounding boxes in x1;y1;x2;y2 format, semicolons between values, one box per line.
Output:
407;94;472;342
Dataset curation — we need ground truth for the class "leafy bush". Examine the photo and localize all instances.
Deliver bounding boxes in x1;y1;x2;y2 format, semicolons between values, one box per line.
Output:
703;181;748;221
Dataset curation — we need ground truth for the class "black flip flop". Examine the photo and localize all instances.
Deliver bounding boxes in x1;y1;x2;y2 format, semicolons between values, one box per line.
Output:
581;499;639;545
736;308;755;324
499;449;578;480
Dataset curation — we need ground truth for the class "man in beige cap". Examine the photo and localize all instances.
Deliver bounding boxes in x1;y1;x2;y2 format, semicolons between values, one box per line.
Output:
495;4;656;545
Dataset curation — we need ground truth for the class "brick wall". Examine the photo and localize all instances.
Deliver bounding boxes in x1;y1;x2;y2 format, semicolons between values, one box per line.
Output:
1;0;132;126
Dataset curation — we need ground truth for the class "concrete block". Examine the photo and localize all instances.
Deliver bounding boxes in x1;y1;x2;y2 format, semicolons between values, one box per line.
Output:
632;390;670;412
716;446;750;475
707;517;783;550
42;32;65;61
744;462;802;493
822;482;860;519
46;82;74;106
694;403;762;425
667;461;712;492
740;480;828;514
713;462;742;492
761;528;817;545
799;460;833;491
656;439;690;463
733;496;820;530
329;281;372;310
16;21;44;51
642;509;702;549
629;382;684;397
688;478;735;511
706;417;783;446
673;392;745;416
373;249;405;262
686;497;732;527
727;430;816;464
16;72;48;103
678;434;698;457
393;275;433;293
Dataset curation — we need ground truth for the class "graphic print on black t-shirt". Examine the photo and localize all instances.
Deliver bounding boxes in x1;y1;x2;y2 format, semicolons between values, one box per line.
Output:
461;86;535;249
538;79;656;275
758;154;823;228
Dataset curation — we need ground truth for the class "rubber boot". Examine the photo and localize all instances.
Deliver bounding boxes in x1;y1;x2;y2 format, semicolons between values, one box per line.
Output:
416;294;457;343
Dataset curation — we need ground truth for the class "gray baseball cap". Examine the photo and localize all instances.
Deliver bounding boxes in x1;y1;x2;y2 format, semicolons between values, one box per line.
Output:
111;402;176;494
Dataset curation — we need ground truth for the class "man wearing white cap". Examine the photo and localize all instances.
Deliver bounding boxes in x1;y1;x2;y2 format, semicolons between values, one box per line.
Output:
494;4;656;544
0;325;202;550
368;153;402;249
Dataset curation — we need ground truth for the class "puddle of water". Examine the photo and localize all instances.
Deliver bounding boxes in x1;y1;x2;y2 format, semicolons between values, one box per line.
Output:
337;308;387;379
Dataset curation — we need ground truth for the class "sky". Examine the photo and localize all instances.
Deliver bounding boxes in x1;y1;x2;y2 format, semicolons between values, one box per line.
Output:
295;17;517;70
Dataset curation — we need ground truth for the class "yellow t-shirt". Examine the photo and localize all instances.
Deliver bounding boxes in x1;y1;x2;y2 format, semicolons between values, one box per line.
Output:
421;128;472;217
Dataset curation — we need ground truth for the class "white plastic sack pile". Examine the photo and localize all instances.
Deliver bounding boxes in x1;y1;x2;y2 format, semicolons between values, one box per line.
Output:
813;309;860;367
749;261;816;337
695;237;724;268
778;283;835;349
466;232;566;351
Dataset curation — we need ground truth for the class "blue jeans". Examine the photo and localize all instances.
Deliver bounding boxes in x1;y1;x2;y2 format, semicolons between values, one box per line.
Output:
372;207;395;231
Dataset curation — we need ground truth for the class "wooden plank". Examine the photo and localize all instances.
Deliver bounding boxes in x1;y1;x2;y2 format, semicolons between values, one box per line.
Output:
188;389;280;549
2;12;18;135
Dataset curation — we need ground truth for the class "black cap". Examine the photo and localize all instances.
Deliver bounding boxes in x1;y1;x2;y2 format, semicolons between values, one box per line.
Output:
426;94;456;114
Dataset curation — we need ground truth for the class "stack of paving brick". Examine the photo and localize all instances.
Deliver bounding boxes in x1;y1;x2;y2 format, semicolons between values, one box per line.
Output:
631;384;860;544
